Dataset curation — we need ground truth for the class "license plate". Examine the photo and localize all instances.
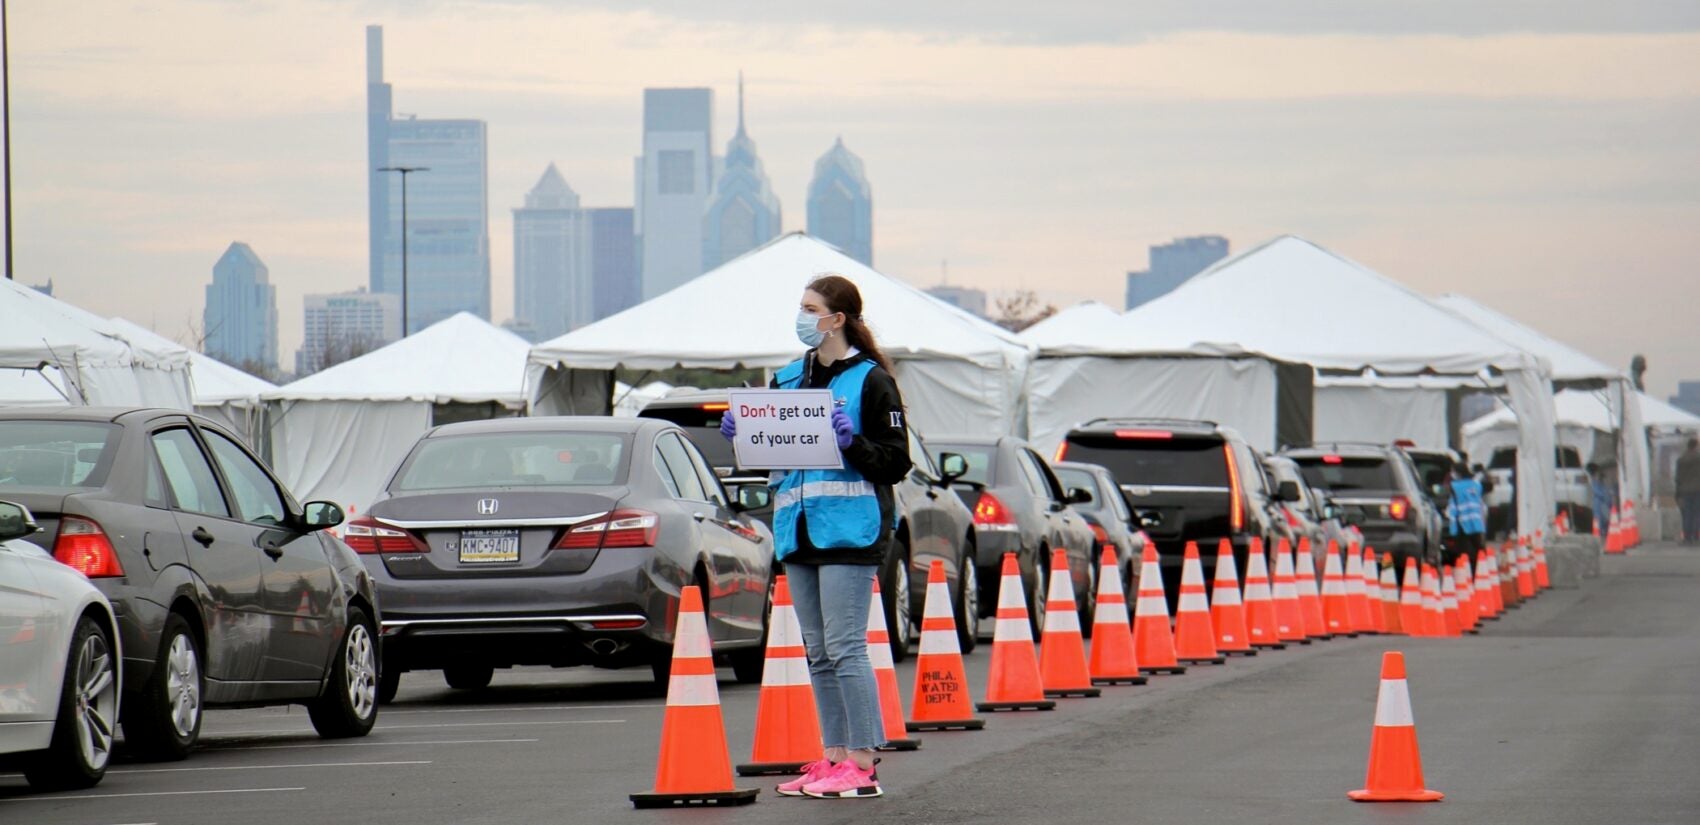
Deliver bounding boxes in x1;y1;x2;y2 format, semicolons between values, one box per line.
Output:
459;529;520;563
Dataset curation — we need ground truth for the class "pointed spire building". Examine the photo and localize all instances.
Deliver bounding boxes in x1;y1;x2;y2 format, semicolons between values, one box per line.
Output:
703;73;783;270
806;136;873;266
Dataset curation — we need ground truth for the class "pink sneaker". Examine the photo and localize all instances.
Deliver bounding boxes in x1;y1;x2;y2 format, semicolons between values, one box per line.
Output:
776;759;837;797
802;758;882;799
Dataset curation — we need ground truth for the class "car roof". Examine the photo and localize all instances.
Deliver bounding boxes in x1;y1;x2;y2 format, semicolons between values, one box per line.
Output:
0;406;224;427
927;435;1010;448
1283;442;1395;458
426;416;668;438
1068;417;1221;437
637;388;734;408
1053;461;1110;476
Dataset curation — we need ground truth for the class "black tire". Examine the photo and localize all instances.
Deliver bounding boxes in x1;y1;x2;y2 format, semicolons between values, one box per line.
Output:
121;613;202;762
1078;557;1097;639
308;606;379;739
377;666;401;705
728;575;772;685
883;550;913;663
1027;556;1048;639
954;558;979;653
23;614;118;791
649;656;671;687
443;664;494;690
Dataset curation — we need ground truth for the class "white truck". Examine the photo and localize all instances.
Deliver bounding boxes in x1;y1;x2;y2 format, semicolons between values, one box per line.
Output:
1483;445;1591;537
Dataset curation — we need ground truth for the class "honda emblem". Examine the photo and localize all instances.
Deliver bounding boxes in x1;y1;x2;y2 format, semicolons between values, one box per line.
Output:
477;498;499;515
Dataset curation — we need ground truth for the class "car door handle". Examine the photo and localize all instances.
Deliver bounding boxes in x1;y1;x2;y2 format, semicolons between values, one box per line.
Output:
192;526;214;547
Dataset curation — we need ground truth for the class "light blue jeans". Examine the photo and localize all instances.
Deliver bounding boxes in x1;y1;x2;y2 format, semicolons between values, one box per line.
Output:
784;562;884;751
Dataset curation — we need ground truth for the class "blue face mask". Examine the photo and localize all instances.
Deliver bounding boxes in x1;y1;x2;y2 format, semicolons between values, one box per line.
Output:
796;310;827;348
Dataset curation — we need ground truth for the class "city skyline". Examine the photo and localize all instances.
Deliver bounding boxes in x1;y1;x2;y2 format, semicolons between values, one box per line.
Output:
5;2;1697;391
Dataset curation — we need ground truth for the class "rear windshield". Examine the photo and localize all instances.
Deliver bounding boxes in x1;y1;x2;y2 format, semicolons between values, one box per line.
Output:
1053;467;1099;500
0;421;120;491
1292;457;1395;492
1406;453;1453;488
640;406;736;471
1489;448;1516;470
393;432;631;491
1556;447;1582;469
1061;436;1228;487
929;444;994;486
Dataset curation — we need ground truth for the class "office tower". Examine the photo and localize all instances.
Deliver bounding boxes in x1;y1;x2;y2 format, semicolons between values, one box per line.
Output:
1672;381;1700;417
806;137;873;266
1124;235;1230;310
703;74;781;269
926;285;989;319
202;242;278;372
512;163;590;342
588;207;638;322
296;289;400;375
636;87;714;299
365;25;491;334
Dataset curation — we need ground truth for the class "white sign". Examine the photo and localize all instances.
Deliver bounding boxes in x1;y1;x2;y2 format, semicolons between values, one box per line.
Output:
727;389;844;471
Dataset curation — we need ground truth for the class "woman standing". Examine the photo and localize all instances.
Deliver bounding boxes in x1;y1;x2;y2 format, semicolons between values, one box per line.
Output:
721;274;911;799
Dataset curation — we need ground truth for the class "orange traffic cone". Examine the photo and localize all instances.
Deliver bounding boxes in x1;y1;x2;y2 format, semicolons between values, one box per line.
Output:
866;578;920;751
1438;566;1462;638
630;586;759;808
1399;557;1424;636
1242;542;1286;650
1271;539;1308;644
1605;509;1623;554
1173;542;1225;665
1378;554;1403;635
1622;501;1639;547
1321;542;1356;637
1515;541;1535;599
737;576;822;776
1360;545;1385;634
1348;651;1444;802
977;553;1055;712
1453;559;1478;634
1499;544;1521;609
1210;539;1256;657
1039;547;1101;698
1132;544;1187;674
1294;538;1331;640
1533;534;1551;590
1088;546;1146;685
1473;550;1498;621
1420;565;1446;637
906;560;985;731
1344;544;1374;634
1485;550;1507;617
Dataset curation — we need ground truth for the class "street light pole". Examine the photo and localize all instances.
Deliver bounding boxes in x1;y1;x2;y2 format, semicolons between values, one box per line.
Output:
377;165;428;335
3;0;15;280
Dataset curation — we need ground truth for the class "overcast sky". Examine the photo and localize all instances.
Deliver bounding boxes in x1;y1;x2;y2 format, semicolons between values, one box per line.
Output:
6;1;1698;395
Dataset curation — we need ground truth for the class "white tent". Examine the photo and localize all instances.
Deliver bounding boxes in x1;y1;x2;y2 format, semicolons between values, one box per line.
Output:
1313;374;1463;448
1018;302;1124;353
0;278;193;409
1467;389;1699;454
612;380;675;417
1030;235;1558;540
105;318;277;443
1433;293;1650;512
263;313;531;514
527;233;1035;437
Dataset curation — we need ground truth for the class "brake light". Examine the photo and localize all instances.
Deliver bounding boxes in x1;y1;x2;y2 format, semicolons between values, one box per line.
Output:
700;402;730;412
53;516;124;577
1394;439;1415;448
557;509;659;549
344;516;426;554
1284;507;1302;528
973;492;1018;531
1115;429;1173;439
1054;442;1069;462
586;618;646;630
1222;443;1244;532
1087;522;1109;544
1322;454;1343;465
1388;496;1410;521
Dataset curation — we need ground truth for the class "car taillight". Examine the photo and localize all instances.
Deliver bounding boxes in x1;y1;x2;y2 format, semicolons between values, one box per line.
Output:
1322;454;1343;465
344;516;425;554
1283;507;1302;528
53;516;124;577
556;509;659;549
699;402;729;412
1115;429;1173;439
1054;442;1069;462
1388;496;1410;521
1222;443;1244;532
973;492;1018;530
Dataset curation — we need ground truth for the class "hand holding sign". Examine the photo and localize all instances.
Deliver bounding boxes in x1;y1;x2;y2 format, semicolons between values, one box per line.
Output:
831;408;854;449
727;389;844;471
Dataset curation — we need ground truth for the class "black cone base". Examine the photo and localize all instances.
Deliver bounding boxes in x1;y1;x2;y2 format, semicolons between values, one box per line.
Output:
1092;675;1148;685
1222;649;1258;657
906;718;986;731
1139;665;1188;675
1044;687;1102;698
631;788;760;808
877;737;922;752
1178;656;1226;665
976;699;1056;712
1252;642;1287;651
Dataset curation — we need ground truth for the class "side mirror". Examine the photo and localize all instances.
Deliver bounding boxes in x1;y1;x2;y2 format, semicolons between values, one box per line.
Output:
301;501;345;531
1066;487;1093;505
730;483;772;513
1276;480;1302;503
938;452;968;485
0;500;39;541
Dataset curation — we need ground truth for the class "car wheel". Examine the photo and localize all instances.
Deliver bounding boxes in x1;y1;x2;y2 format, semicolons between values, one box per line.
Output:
1027;557;1048;639
954;560;979;653
1078;558;1097;639
122;613;202;762
378;666;401;705
729;576;774;685
308;606;379;739
23;614;119;790
443;664;494;690
884;554;913;663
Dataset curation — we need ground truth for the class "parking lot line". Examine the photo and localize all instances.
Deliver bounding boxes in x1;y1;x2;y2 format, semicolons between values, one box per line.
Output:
110;760;432;775
224;718;627;735
207;737;541;751
0;787;305;802
380;703;663;715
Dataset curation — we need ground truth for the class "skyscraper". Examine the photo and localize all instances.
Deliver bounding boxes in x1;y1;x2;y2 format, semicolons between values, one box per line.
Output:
703;74;781;270
203;242;278;373
366;25;490;334
636;88;714;300
296;289;399;375
512;163;590;341
588;207;638;323
1124;235;1230;310
806;137;873;266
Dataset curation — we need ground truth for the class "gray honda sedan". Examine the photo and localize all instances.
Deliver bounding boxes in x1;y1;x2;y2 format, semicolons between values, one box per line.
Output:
357;417;774;700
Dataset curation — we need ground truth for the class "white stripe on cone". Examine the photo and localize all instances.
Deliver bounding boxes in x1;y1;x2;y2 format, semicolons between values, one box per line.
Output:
668;673;721;707
1095;602;1129;624
1243;551;1273;602
1177;592;1209;613
995;617;1032;639
1373;678;1416;727
1135;562;1170;618
761;657;812;687
673;601;713;659
1043;608;1081;634
924;580;955;618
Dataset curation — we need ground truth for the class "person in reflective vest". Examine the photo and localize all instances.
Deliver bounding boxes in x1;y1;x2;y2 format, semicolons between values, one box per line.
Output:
1445;460;1486;567
720;274;911;798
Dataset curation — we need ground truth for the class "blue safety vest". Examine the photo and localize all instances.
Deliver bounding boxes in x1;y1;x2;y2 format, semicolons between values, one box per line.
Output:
770;357;882;561
1447;477;1486;536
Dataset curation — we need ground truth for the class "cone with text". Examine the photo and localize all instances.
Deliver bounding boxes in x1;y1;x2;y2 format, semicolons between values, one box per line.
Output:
906;560;985;731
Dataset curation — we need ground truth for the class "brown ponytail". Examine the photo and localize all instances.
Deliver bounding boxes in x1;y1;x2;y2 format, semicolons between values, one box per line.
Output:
806;273;894;374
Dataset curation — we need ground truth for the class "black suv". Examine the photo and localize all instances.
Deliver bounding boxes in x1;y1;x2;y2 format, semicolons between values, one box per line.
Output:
1281;443;1443;574
1056;419;1284;601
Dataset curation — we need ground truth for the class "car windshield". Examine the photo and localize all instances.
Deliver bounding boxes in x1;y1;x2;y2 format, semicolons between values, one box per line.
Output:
0;421;120;491
393;432;631;491
1054;467;1100;503
1489;449;1516;470
930;444;994;486
640;405;737;471
1406;452;1453;489
1292;456;1395;492
1062;435;1228;487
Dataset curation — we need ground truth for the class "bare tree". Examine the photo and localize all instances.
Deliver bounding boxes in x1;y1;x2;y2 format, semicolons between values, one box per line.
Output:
993;290;1057;333
301;330;379;375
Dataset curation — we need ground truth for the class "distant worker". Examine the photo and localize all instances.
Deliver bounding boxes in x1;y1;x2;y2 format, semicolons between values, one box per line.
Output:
720;273;910;799
1445;460;1487;566
1676;438;1700;546
1586;462;1617;539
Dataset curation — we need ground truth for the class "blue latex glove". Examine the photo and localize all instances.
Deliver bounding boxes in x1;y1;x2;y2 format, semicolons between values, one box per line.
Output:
831;408;854;450
719;414;736;440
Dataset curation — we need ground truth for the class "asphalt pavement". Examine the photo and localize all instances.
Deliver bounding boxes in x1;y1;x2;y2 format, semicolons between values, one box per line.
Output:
4;544;1697;825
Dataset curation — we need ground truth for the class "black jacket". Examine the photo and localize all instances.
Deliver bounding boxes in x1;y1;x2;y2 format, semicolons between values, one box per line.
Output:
774;350;911;565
